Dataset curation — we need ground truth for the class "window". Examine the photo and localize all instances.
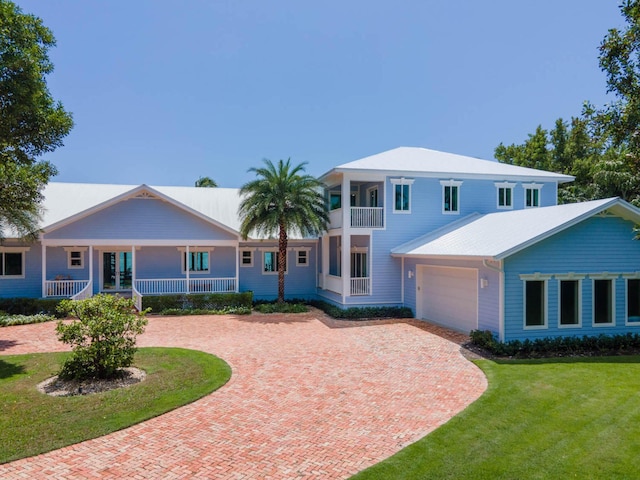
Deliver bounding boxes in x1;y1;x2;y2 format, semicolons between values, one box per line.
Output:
241;250;253;267
559;280;580;326
329;193;341;210
524;280;547;328
495;182;515;209
0;252;23;277
296;250;308;266
263;251;286;274
524;184;542;208
390;178;414;213
368;187;379;207
627;278;640;324
440;180;463;214
65;247;87;269
593;279;614;325
183;251;209;273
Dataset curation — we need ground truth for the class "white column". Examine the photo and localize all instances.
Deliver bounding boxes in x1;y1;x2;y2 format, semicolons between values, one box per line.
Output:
185;245;190;293
41;243;46;298
89;245;93;295
234;244;239;292
341;175;351;302
322;235;329;289
131;245;136;291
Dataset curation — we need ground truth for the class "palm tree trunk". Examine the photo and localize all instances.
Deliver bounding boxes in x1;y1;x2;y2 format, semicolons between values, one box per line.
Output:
278;221;287;303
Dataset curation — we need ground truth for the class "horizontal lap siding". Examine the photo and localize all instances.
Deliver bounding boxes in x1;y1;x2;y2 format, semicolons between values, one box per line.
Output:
239;243;318;300
45;198;237;241
504;216;640;341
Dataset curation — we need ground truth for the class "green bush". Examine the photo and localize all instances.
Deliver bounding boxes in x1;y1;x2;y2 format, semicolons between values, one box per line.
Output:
142;291;253;313
56;294;149;380
0;313;56;327
470;330;640;357
254;302;308;314
160;306;252;316
308;300;413;320
0;298;64;317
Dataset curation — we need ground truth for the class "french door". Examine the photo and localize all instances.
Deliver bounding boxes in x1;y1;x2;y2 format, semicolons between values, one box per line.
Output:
102;251;132;291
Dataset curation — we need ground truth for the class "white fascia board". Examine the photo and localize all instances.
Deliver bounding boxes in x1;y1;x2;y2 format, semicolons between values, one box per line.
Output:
390;253;490;261
41;239;239;247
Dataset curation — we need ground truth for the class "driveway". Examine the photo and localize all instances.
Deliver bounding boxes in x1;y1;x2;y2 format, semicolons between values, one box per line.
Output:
0;310;487;479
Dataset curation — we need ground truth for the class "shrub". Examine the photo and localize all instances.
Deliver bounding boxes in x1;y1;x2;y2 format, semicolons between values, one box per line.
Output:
308;300;413;320
142;291;253;313
254;302;308;314
160;306;252;316
0;298;64;317
56;294;149;380
0;313;56;327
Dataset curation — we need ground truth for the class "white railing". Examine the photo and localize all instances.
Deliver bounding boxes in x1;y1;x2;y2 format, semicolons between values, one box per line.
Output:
134;277;236;295
351;207;383;228
45;280;90;298
71;281;93;301
329;208;343;229
350;277;370;296
132;285;143;311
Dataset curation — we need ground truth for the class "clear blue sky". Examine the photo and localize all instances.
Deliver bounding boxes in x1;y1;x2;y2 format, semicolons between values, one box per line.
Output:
17;0;624;188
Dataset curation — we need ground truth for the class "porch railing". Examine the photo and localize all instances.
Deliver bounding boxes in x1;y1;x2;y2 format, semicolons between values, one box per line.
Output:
134;277;236;295
351;207;383;228
71;281;93;301
350;277;371;296
45;280;90;298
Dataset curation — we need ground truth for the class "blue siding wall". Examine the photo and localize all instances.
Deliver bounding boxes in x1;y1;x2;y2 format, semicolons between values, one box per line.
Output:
45;198;237;241
239;242;318;300
503;215;640;341
0;243;42;298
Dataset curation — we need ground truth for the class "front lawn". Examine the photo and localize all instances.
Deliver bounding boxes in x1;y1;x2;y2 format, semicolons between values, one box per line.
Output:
0;347;231;464
353;356;640;479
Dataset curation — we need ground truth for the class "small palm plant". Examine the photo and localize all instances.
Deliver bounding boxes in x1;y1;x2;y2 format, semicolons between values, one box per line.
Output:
239;158;329;303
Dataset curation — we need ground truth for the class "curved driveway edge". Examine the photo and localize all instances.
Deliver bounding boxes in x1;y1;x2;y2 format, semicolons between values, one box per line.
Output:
0;311;487;479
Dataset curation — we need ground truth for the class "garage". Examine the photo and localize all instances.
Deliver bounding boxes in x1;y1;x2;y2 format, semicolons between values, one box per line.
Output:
416;266;478;333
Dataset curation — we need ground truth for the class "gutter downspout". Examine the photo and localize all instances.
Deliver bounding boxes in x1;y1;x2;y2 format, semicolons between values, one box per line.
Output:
483;258;505;342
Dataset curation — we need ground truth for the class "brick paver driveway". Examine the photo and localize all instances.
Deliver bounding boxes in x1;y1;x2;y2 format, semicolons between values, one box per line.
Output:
0;310;487;479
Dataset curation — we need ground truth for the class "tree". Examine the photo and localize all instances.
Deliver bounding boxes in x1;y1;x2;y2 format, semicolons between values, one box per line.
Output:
0;1;73;239
238;159;328;303
195;176;218;187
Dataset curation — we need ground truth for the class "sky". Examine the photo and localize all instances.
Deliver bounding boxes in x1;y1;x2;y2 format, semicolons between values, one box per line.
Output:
16;0;626;188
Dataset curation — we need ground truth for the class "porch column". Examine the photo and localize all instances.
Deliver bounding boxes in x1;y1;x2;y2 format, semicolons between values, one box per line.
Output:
234;245;239;292
89;246;93;294
321;234;329;289
185;245;190;293
41;243;46;298
131;245;136;291
341;174;351;302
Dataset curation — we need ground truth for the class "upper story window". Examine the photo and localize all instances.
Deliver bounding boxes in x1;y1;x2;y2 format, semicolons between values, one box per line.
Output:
390;178;414;213
440;180;463;214
0;247;29;278
495;182;516;210
523;183;542;208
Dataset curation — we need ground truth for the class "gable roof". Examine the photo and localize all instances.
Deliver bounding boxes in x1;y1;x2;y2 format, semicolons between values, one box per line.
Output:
324;147;574;183
391;198;640;260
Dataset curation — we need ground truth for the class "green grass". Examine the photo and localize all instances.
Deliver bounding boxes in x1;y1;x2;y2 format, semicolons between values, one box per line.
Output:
352;356;640;479
0;347;231;464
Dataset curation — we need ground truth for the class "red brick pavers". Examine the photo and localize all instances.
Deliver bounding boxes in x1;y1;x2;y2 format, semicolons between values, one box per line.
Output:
0;311;487;479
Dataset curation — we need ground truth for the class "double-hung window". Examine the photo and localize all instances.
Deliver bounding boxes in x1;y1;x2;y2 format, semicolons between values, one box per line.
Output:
524;183;542;208
240;250;254;267
440;180;463;214
390;178;414;213
495;182;515;209
0;248;28;278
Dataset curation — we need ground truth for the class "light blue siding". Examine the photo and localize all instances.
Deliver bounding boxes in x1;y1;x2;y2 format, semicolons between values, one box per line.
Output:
503;215;640;341
0;243;42;298
45;198;237;241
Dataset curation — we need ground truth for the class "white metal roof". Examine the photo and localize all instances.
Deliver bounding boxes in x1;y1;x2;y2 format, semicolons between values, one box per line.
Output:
326;147;574;183
391;198;639;260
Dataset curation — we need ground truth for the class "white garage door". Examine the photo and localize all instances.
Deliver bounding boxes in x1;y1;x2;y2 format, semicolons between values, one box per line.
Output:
417;266;478;333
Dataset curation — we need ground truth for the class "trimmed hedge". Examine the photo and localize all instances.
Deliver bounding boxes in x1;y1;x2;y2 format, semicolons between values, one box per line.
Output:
0;298;64;317
254;302;308;314
308;300;413;320
142;292;253;313
470;329;640;357
161;307;252;316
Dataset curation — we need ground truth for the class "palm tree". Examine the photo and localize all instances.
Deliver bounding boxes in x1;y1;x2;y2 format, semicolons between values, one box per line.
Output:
239;158;329;303
195;176;218;187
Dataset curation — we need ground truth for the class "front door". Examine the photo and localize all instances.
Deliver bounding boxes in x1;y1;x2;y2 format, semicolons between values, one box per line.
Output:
102;251;132;291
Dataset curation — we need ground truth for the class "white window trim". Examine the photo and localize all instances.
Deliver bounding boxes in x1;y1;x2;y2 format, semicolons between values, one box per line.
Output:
520;273;551;330
260;248;288;275
557;276;583;328
176;247;212;274
64;247;87;269
440;180;463;215
293;247;311;267
624;275;640;326
390;178;414;214
0;247;30;279
240;249;255;267
495;182;516;210
591;276;616;327
523;183;543;208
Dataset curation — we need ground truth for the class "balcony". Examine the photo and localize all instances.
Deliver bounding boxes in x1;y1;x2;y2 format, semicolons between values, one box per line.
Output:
329;207;384;229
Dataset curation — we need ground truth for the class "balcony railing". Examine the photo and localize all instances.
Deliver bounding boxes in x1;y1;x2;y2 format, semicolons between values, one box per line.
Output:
350;277;371;296
135;277;236;295
351;207;384;228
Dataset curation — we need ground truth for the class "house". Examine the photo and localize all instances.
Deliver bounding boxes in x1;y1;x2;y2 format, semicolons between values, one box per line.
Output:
3;146;640;341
